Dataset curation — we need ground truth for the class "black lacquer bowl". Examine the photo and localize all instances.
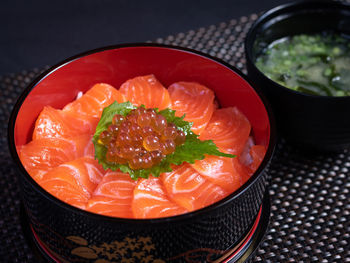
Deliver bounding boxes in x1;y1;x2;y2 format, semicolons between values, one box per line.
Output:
8;44;275;262
245;0;350;152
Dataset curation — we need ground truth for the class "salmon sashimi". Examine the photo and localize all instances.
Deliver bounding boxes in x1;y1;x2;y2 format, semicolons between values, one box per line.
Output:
19;135;94;180
161;163;229;212
86;171;137;218
63;83;126;118
233;158;251;186
33;106;99;140
168;82;215;135
132;177;187;218
21;75;260;218
199;107;251;155
119;75;171;110
38;157;105;209
245;145;266;176
238;136;266;177
238;137;255;167
40;179;91;210
191;156;241;193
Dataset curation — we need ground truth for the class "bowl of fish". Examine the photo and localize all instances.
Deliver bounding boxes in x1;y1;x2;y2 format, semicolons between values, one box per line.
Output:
9;43;275;262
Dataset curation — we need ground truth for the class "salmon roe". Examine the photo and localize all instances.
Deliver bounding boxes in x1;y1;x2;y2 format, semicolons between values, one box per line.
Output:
98;107;186;169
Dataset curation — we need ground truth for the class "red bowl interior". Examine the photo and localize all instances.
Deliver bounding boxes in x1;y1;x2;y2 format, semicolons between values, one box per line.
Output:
14;45;270;149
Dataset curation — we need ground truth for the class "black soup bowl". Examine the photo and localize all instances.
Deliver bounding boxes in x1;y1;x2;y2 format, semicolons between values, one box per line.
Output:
8;44;275;262
245;0;350;152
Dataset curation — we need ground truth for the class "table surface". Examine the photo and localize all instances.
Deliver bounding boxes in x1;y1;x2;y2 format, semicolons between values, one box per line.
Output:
1;1;350;262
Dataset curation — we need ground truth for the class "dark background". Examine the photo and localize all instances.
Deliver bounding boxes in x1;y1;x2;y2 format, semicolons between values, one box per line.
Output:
1;0;287;75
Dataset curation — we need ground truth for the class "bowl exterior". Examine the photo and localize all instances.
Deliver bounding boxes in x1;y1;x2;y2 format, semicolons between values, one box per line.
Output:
9;44;274;262
245;0;350;152
246;62;350;152
20;167;267;262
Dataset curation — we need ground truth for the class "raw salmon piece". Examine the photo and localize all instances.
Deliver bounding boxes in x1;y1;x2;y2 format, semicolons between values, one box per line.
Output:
161;163;229;211
86;171;137;218
168;82;215;135
39;179;90;210
83;137;95;158
20;134;94;180
245;145;266;176
119;75;171;110
238;136;266;177
33;106;99;140
191;156;241;192
132;177;187;219
199;107;251;155
238;137;255;167
63;83;126;118
233;158;251;186
39;157;105;209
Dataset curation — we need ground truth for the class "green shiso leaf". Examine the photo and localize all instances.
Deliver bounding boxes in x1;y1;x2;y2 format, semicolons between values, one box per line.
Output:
158;108;192;135
94;101;136;137
93;101;235;180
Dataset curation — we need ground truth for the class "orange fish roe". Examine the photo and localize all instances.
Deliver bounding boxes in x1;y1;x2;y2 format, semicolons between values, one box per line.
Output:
98;107;186;170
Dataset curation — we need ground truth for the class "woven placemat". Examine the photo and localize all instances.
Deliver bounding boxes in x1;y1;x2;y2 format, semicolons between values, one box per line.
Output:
1;9;350;263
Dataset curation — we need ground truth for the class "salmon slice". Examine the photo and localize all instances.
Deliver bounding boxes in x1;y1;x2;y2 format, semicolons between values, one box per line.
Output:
245;145;266;176
199;107;251;155
238;137;255;167
86;171;137;218
33;106;99;140
238;136;266;177
191;156;241;192
39;179;91;210
39;157;105;209
19;135;94;180
119;75;171;110
83;137;95;157
161;163;229;211
63;83;126;118
168;82;215;135
132;177;187;219
233;158;251;186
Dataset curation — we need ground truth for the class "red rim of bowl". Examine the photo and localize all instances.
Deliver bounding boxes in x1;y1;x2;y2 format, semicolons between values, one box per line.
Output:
8;43;276;225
